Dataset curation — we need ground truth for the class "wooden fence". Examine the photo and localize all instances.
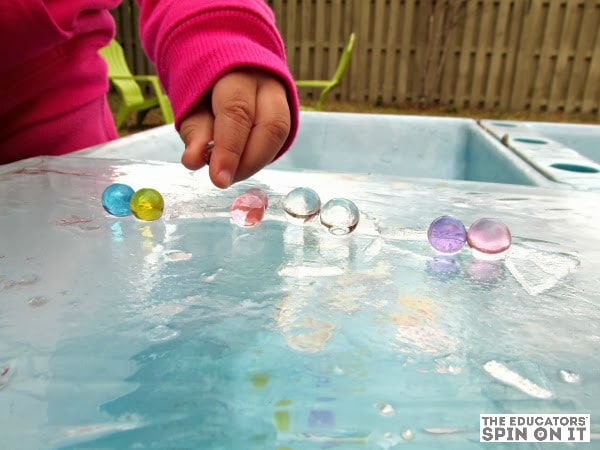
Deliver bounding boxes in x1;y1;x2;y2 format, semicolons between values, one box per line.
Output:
112;0;600;115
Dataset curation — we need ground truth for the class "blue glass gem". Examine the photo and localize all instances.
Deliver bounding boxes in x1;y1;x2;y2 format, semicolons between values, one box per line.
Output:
427;215;467;254
101;183;135;217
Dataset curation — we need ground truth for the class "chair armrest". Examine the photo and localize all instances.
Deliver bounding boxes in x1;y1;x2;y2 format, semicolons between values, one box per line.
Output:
295;80;331;88
110;75;159;82
110;75;167;98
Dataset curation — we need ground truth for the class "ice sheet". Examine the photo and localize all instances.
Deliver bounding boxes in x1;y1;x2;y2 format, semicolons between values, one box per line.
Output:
1;156;599;449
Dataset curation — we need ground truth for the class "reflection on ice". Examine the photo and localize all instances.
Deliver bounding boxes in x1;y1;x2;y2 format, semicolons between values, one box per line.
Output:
27;295;48;308
277;264;345;277
559;369;582;384
375;402;395;417
424;427;463;434
146;324;179;342
483;360;554;399
401;429;414;440
505;244;580;295
0;363;13;390
361;238;383;261
53;415;144;447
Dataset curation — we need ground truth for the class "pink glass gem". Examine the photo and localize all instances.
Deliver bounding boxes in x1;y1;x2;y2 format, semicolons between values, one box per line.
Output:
467;218;511;256
244;188;268;209
230;193;265;227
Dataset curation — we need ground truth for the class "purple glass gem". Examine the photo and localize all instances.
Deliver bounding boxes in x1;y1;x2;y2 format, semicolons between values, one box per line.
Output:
467;218;511;255
427;215;467;254
308;410;335;428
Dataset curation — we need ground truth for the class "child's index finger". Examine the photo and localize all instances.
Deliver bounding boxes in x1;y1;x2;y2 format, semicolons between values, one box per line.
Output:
209;74;258;188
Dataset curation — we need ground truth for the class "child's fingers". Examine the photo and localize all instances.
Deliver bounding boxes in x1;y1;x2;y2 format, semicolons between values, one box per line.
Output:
235;78;290;181
179;106;215;170
209;73;256;188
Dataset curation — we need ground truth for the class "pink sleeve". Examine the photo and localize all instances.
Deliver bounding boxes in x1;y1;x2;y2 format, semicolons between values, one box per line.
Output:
137;0;300;159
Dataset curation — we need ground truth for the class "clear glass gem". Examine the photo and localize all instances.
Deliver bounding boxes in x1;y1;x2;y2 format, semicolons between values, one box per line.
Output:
283;187;321;221
320;198;359;235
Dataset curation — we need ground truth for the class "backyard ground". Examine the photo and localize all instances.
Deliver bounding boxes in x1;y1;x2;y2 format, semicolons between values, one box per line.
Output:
108;92;600;137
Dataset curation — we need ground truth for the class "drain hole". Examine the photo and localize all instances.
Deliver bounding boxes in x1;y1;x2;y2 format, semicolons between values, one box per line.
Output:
491;122;517;127
513;137;549;144
550;163;599;173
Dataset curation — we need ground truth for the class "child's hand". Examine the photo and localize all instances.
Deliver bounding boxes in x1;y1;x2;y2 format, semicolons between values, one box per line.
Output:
179;68;292;189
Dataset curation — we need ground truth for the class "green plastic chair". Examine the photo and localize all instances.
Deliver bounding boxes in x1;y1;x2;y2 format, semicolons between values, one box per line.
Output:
99;40;174;129
295;33;356;111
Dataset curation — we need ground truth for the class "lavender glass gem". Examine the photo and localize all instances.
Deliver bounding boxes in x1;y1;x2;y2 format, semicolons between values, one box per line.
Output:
467;218;511;255
427;215;467;254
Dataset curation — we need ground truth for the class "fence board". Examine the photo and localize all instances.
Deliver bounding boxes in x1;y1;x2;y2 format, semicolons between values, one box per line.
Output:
499;1;527;109
485;0;511;108
272;0;284;35
548;0;580;111
397;0;416;104
565;0;598;111
369;0;387;103
531;0;563;111
412;0;427;103
342;0;354;100
471;0;495;107
354;0;371;101
424;0;445;103
299;0;312;81
314;0;326;80
439;1;465;105
328;0;342;85
285;0;298;78
382;0;400;104
510;0;546;110
455;0;477;107
581;7;600;115
112;0;599;115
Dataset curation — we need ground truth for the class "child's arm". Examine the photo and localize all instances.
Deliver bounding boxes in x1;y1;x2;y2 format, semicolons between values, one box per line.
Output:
137;0;300;188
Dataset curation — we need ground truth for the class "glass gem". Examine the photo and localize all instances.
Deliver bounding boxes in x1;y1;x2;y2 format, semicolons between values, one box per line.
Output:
101;183;135;216
467;218;511;257
230;192;265;227
283;187;321;221
427;215;467;254
244;188;268;209
320;198;360;235
130;188;164;221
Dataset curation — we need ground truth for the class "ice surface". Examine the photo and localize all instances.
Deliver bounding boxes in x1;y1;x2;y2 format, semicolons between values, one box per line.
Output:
1;156;599;449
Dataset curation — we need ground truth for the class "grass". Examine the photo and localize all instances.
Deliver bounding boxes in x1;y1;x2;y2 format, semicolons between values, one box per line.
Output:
108;93;599;137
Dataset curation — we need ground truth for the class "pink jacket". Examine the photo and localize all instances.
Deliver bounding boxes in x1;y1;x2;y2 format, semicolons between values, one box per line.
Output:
0;0;299;164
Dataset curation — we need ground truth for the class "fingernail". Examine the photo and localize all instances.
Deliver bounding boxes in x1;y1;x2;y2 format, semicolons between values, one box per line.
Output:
217;170;232;187
204;140;215;165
